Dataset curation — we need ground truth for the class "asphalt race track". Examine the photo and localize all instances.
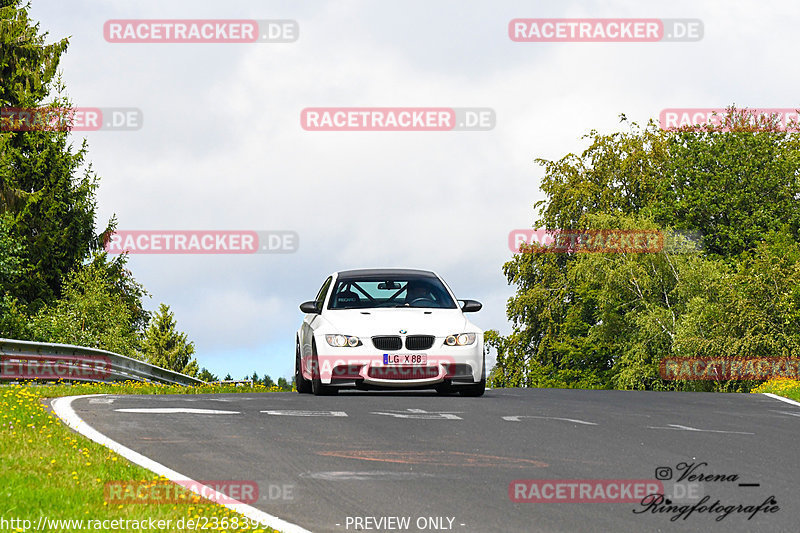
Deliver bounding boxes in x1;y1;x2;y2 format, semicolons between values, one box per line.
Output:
58;389;799;533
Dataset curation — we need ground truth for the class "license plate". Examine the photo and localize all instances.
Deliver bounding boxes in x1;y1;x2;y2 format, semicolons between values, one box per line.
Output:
383;353;427;365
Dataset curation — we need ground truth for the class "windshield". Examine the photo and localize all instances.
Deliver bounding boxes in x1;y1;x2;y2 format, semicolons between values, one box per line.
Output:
327;276;457;309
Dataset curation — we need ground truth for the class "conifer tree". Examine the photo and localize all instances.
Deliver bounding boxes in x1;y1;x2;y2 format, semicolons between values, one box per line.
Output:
141;303;199;377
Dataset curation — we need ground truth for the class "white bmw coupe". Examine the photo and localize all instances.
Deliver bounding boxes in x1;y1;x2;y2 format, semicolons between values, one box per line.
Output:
296;268;485;396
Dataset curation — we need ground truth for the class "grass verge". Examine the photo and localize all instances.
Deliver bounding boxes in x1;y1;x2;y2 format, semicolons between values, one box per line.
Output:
751;378;800;402
1;381;286;532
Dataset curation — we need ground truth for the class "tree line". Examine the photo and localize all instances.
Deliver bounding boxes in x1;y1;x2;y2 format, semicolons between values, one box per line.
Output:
488;111;800;392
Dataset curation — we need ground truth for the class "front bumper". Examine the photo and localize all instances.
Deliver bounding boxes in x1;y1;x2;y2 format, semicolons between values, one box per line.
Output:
309;335;483;388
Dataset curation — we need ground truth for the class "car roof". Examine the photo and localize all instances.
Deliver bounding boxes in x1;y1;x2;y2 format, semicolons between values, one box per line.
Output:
335;268;439;281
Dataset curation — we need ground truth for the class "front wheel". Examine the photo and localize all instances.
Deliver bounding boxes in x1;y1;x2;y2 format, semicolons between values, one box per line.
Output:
435;380;454;394
458;379;485;397
459;355;486;396
311;343;337;396
295;342;312;394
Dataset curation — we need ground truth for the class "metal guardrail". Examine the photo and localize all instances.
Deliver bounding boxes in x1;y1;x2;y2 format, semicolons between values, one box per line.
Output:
0;337;205;386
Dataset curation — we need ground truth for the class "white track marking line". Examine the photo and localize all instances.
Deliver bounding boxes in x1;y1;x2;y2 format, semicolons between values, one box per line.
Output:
762;393;800;408
88;398;115;404
371;409;462;419
502;415;597;425
369;408;463;420
774;410;800;418
51;394;312;533
406;408;462;414
261;410;347;417
115;408;240;414
647;424;754;435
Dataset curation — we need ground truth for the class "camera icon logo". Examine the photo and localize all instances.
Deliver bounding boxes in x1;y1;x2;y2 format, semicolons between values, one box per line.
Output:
655;467;673;480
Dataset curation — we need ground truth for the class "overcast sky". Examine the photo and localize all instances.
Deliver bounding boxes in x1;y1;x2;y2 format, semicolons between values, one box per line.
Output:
28;0;799;380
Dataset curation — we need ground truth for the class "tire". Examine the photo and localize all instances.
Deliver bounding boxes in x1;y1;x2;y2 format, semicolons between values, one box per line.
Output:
295;341;312;394
435;380;454;394
311;342;337;396
459;354;486;397
458;379;485;397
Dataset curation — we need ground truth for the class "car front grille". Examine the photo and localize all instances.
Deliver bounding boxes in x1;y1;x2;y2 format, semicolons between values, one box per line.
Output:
372;336;402;351
405;335;435;350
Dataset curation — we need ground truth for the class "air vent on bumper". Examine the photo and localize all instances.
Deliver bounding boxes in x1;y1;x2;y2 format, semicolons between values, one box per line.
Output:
368;366;439;380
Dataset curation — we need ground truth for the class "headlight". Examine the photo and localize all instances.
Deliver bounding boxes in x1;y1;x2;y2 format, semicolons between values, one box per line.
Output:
325;334;362;347
445;333;476;346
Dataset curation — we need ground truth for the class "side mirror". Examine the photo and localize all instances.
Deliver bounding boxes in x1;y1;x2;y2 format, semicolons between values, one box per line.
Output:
300;301;320;314
460;300;482;313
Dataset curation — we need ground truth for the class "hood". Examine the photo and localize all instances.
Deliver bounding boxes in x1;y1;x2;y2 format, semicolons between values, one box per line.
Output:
321;308;469;337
